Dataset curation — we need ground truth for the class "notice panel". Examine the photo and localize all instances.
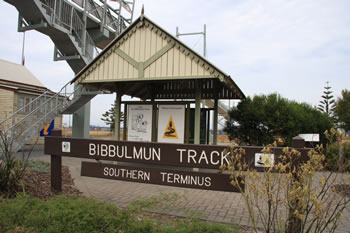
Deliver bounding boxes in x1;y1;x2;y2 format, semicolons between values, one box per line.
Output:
127;105;153;142
157;105;185;143
81;161;242;192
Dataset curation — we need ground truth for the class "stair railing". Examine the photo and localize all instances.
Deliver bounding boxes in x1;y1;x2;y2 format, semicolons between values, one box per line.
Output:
39;0;99;61
0;81;83;153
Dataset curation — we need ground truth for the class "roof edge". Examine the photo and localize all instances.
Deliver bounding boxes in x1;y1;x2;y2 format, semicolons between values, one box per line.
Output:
70;15;245;99
0;78;48;90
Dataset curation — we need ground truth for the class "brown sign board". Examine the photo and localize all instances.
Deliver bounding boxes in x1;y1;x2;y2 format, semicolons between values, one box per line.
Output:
45;135;310;193
81;161;242;192
45;137;310;170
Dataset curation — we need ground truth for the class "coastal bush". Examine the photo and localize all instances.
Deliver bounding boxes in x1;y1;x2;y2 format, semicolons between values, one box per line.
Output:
222;140;350;233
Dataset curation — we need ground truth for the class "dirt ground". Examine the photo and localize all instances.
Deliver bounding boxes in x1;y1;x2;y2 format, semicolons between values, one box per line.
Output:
22;166;81;199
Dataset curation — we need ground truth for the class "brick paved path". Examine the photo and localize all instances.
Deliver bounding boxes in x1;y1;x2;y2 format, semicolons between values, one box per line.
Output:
22;146;350;232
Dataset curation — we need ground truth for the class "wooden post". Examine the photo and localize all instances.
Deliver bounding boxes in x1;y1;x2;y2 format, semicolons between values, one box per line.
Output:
114;93;121;140
152;102;157;142
286;135;305;233
123;104;127;141
50;129;62;192
185;103;191;144
213;98;218;145
194;85;201;144
292;136;305;148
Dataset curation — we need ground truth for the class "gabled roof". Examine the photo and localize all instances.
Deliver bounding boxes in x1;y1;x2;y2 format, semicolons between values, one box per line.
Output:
0;59;45;88
72;15;245;100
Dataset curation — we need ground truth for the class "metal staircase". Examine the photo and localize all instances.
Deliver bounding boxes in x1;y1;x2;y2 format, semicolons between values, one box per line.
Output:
204;99;230;119
0;80;103;153
5;0;135;73
1;0;135;153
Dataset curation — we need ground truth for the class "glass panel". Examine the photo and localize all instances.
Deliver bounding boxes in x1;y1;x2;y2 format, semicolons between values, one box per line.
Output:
19;96;25;112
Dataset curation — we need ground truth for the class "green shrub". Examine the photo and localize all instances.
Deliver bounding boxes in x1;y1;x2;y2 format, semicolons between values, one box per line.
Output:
0;154;26;197
26;160;50;173
0;194;239;233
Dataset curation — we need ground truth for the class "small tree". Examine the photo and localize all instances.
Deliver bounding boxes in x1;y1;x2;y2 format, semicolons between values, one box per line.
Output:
334;89;350;131
318;81;335;118
101;100;124;131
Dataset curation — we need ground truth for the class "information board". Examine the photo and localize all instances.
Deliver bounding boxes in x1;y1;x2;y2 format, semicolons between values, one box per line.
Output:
127;105;152;142
157;105;185;143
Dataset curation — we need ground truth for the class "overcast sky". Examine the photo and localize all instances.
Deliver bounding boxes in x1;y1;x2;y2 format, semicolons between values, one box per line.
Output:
0;0;349;126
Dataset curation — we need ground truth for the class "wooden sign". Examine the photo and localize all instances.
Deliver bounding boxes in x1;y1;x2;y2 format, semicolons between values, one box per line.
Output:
45;137;309;170
81;162;242;192
45;134;308;192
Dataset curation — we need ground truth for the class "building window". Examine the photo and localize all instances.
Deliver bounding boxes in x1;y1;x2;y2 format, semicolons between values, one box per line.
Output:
18;95;43;113
18;96;25;113
25;97;30;112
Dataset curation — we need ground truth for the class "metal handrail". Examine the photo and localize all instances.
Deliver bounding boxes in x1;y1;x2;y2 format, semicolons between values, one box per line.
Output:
0;80;84;153
0;81;80;134
39;0;99;61
218;101;229;113
38;0;135;61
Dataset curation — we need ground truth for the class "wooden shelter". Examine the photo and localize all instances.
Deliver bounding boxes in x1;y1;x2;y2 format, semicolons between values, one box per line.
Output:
71;15;245;144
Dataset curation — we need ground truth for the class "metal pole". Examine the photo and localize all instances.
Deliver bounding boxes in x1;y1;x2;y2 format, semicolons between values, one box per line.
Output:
117;1;122;34
44;94;47;123
58;0;62;24
53;0;57;23
102;0;107;31
176;24;207;57
203;24;207;57
56;93;58;114
21;31;25;66
82;0;87;56
130;0;136;23
70;7;74;33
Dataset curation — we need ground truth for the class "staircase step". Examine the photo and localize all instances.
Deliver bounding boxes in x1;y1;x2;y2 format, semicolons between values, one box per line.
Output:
61;94;97;114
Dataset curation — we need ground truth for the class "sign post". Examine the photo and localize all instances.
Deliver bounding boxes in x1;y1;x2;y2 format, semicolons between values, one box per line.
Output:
50;129;62;192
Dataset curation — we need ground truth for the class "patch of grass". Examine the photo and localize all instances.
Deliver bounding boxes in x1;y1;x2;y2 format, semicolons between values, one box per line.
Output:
0;194;240;233
128;192;186;213
26;160;50;173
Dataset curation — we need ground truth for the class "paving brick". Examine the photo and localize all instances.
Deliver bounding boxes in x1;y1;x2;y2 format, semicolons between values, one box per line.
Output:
215;216;225;222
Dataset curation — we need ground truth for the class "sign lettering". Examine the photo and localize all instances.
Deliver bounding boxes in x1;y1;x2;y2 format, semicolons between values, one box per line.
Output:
81;162;240;192
45;134;309;193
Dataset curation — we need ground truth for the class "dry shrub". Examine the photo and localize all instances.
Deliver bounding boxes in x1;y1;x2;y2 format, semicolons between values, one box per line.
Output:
222;139;350;233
